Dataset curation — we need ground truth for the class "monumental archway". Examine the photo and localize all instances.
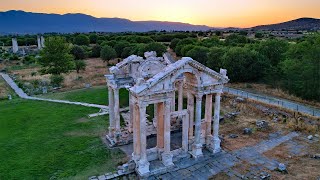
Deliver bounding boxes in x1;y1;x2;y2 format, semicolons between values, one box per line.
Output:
106;52;229;176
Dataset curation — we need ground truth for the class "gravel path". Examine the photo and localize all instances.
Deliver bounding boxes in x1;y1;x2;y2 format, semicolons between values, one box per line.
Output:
1;73;108;110
224;87;320;117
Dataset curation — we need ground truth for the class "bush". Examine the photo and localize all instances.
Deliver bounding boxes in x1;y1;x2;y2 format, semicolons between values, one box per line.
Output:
100;45;117;61
114;41;130;57
9;54;19;61
169;38;180;50
71;45;86;60
50;74;64;87
74;60;86;73
23;55;36;65
73;34;90;46
143;42;167;56
89;34;98;44
186;46;210;65
91;45;101;58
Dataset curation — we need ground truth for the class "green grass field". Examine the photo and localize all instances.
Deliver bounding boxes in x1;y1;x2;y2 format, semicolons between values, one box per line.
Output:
36;86;129;107
0;99;125;180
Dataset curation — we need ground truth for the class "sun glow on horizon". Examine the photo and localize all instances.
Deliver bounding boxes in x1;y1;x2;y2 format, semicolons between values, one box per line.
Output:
1;0;320;28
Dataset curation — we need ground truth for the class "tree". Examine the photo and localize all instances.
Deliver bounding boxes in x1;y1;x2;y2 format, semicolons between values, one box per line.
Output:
169;38;180;50
175;38;197;56
199;36;220;47
74;60;86;73
114;40;130;57
223;47;268;82
91;45;101;58
89;34;98;44
186;46;210;65
71;45;86;60
73;34;90;46
225;34;248;46
206;47;227;71
255;32;264;38
281;34;320;101
257;39;289;66
100;45;117;61
181;44;195;56
143;42;167;56
39;36;74;75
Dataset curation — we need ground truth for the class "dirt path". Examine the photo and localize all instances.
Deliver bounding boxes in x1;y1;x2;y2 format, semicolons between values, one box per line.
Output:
224;87;320;117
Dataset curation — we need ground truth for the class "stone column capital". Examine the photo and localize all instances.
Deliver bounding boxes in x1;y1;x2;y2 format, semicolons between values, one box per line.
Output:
195;93;203;101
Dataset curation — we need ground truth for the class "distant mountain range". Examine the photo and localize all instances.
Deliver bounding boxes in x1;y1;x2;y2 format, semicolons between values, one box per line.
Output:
0;10;319;34
251;18;320;31
0;10;212;34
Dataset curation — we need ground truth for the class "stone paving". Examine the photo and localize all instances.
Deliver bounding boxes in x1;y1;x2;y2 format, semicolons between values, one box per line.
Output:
93;131;299;180
146;132;299;180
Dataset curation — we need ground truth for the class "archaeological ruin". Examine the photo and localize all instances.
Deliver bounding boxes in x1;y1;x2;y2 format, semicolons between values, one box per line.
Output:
105;52;229;177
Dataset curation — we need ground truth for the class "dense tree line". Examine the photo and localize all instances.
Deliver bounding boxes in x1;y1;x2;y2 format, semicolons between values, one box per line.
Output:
169;33;320;101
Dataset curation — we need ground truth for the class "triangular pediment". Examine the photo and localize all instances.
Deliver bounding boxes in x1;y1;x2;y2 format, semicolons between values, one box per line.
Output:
129;57;229;96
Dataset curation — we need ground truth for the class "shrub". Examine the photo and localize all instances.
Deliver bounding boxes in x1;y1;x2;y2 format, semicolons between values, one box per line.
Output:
73;34;90;46
100;45;117;61
71;45;86;60
50;74;64;87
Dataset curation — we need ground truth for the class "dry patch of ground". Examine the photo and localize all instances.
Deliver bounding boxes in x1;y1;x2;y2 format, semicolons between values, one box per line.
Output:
8;58;110;91
228;83;320;108
263;137;320;180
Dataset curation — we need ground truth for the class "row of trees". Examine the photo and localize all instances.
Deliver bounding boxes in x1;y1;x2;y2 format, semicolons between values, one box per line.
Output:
170;34;319;101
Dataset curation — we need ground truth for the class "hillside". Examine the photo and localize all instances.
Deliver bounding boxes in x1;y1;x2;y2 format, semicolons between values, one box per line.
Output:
251;18;320;31
0;10;212;34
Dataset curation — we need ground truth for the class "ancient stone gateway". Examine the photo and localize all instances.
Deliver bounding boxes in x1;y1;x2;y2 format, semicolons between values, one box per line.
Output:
105;52;229;177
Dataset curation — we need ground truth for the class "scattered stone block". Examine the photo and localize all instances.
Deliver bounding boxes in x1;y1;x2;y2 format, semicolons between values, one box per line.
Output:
312;154;320;159
235;97;245;102
277;163;287;173
256;120;269;129
307;135;313;140
243;128;253;135
314;134;319;138
229;134;239;138
259;171;271;180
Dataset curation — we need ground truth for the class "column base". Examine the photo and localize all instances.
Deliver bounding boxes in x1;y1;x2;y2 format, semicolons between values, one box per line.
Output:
191;143;203;158
205;135;213;146
137;159;150;176
131;153;140;164
108;127;115;137
210;137;221;154
114;131;122;143
161;152;174;166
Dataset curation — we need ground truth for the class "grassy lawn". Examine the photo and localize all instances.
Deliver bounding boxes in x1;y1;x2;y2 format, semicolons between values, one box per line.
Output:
36;86;129;107
0;99;126;180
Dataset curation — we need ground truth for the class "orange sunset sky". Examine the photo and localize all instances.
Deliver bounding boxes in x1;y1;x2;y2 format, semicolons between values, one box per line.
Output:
1;0;320;28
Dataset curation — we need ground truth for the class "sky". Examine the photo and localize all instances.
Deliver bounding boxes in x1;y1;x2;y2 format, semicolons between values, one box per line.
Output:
1;0;320;28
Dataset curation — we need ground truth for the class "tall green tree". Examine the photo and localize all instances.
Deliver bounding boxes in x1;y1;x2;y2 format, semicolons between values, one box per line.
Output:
73;34;90;46
89;34;98;44
39;36;74;75
100;45;117;61
281;34;320;101
206;47;227;71
143;42;167;56
186;46;210;65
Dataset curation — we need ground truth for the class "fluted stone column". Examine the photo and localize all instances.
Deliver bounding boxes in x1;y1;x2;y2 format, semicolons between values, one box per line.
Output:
182;112;189;152
161;100;173;166
137;103;150;175
114;88;120;135
192;93;203;158
172;91;175;112
128;94;134;133
205;94;213;146
108;86;115;137
178;81;183;111
132;103;141;162
212;93;221;153
156;102;164;149
187;91;194;140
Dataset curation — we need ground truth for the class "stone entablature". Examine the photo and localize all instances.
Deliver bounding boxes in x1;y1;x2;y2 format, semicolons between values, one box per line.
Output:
105;52;229;177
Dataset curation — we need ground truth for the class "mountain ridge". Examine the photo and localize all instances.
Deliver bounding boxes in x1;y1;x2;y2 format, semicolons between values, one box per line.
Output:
0;10;212;34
